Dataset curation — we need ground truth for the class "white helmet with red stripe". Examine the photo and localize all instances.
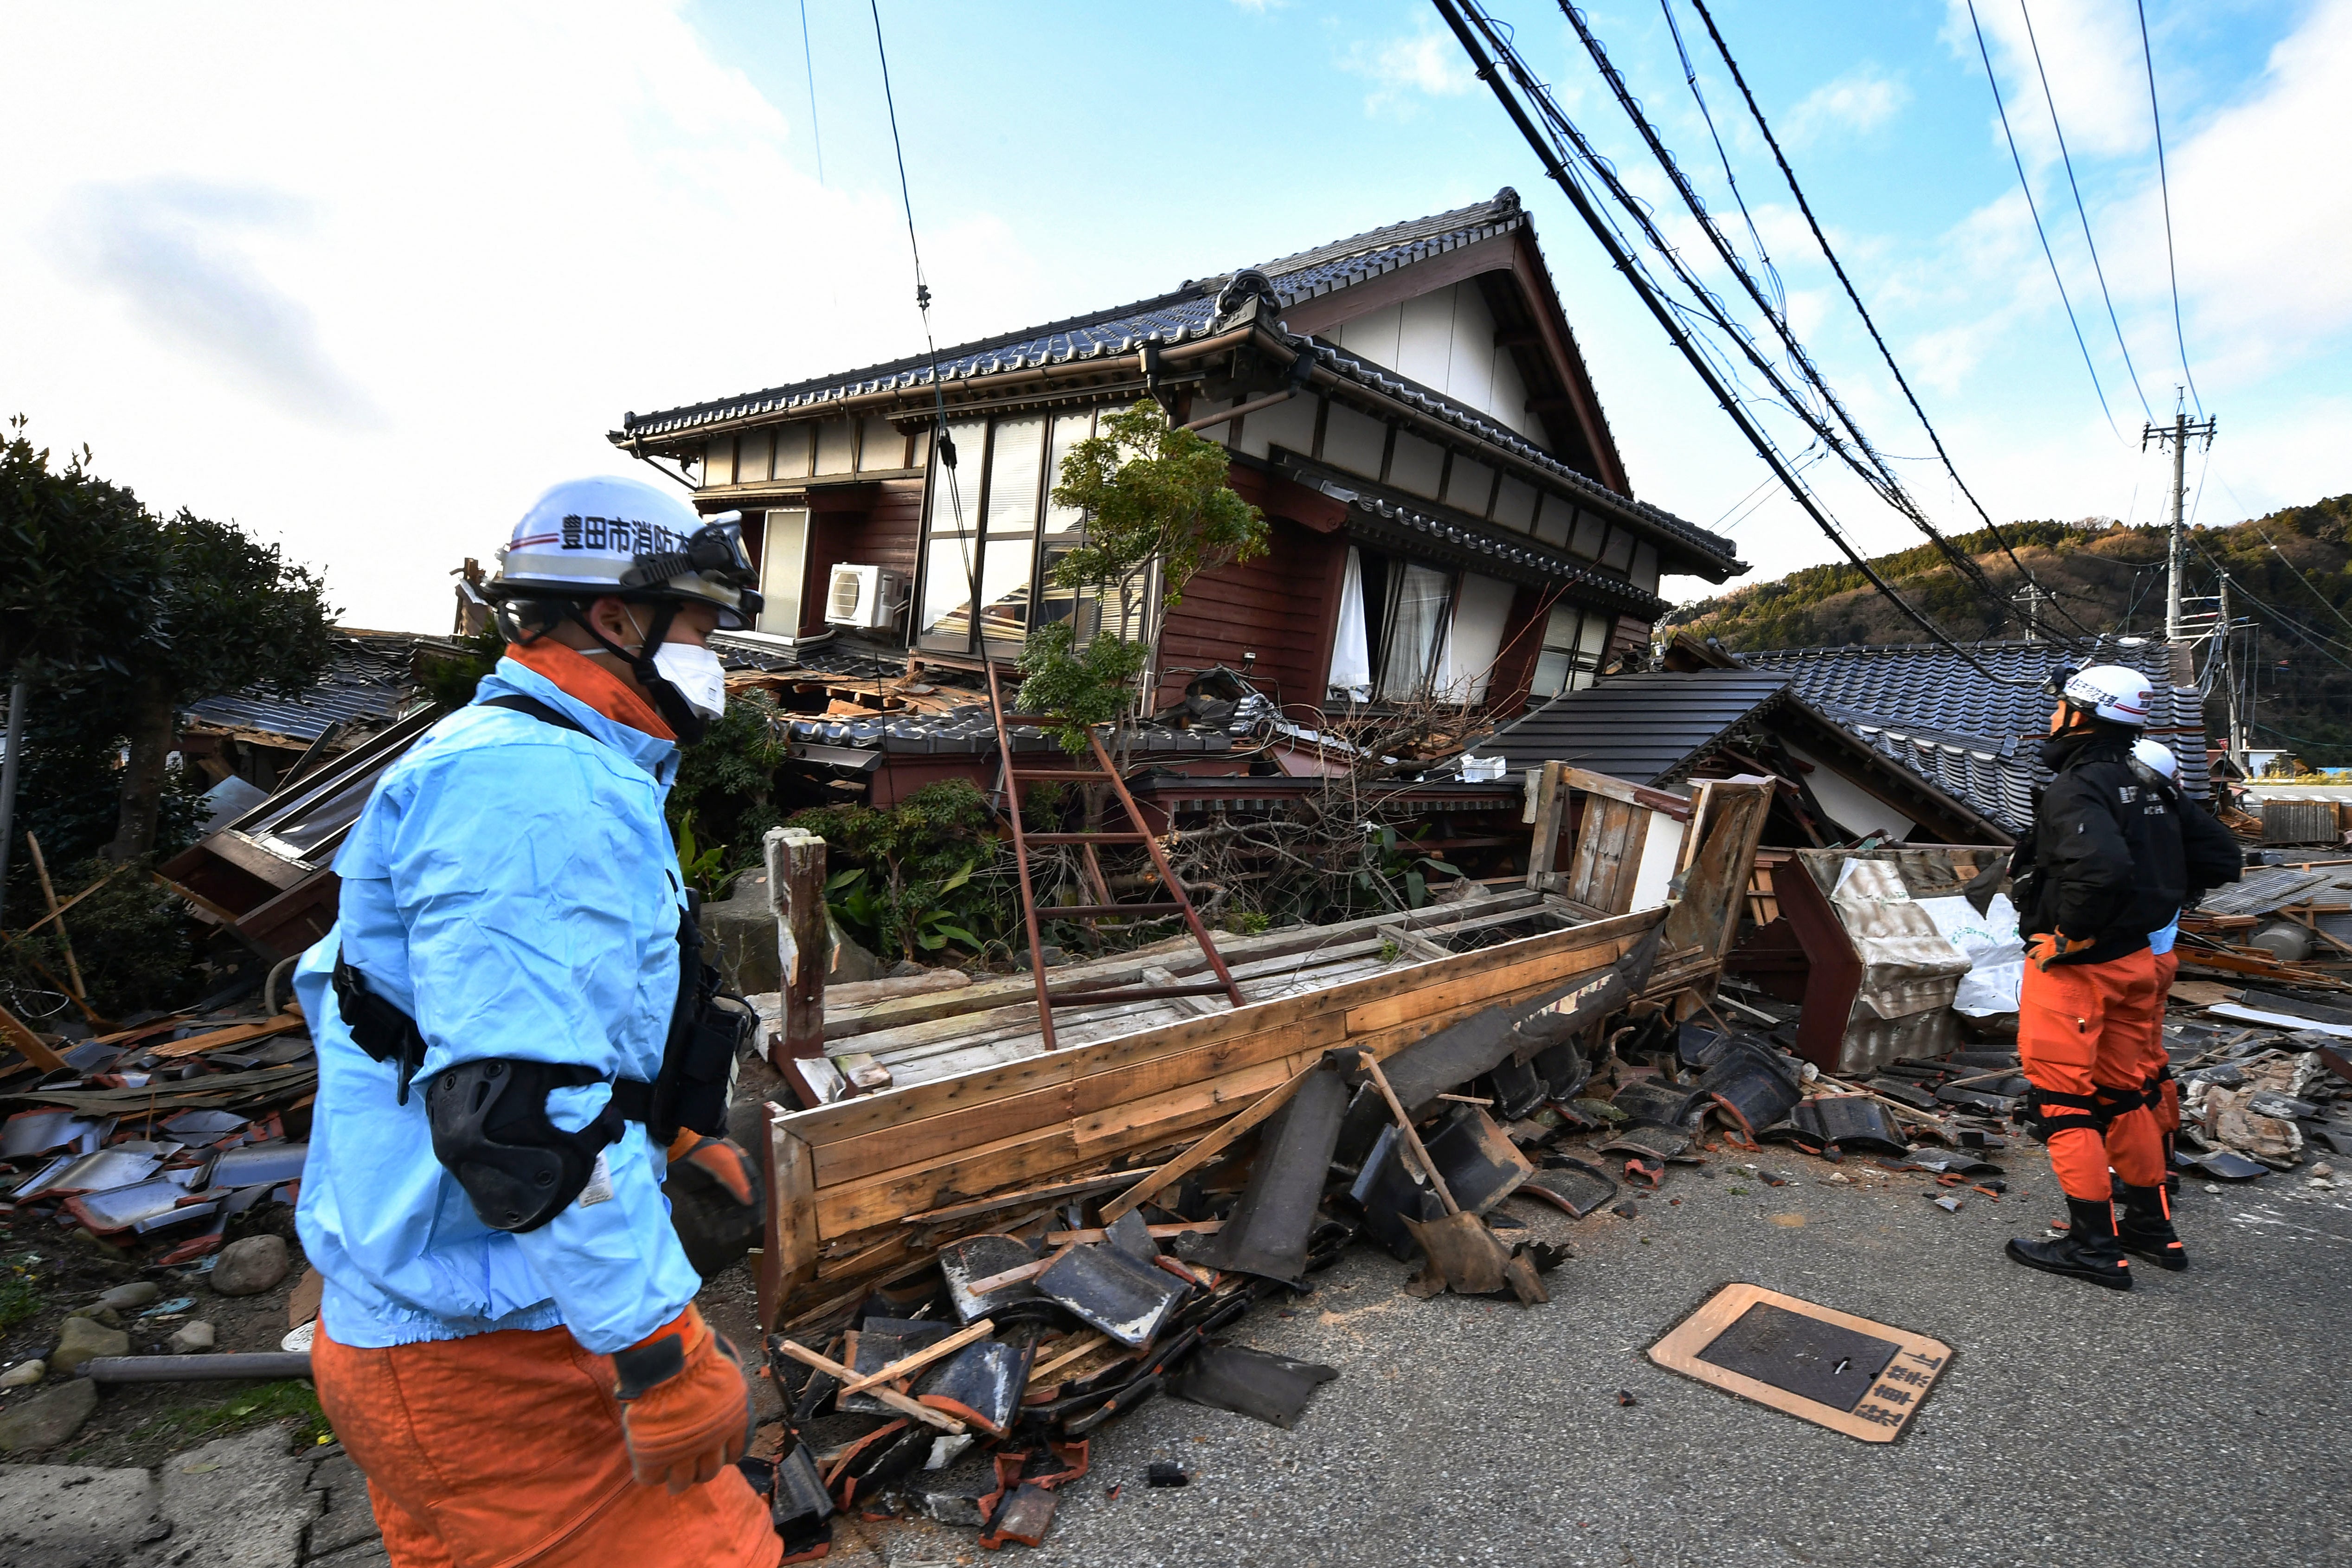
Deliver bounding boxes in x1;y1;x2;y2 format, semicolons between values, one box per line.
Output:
2059;664;2153;728
487;475;760;629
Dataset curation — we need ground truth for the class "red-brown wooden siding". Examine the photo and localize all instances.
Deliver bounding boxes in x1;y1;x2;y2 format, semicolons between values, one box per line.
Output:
801;479;924;638
1154;518;1344;710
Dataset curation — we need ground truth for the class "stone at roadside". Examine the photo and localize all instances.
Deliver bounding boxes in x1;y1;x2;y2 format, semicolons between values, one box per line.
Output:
210;1234;290;1296
140;1426;321;1568
97;1280;161;1311
169;1320;218;1353
54;1314;130;1372
1;1358;44;1388
307;1451;385;1557
0;1461;165;1568
77;1304;126;1329
702;868;782;994
0;1377;100;1454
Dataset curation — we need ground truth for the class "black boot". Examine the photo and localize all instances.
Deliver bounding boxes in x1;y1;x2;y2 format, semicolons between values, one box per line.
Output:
2005;1197;2134;1290
2117;1182;2189;1271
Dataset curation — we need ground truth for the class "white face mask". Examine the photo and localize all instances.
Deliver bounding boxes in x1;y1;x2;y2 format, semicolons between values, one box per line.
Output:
650;641;728;721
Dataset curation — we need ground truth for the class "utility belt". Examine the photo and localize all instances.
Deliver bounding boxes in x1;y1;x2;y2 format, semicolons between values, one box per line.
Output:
331;895;745;1148
2020;1081;2146;1142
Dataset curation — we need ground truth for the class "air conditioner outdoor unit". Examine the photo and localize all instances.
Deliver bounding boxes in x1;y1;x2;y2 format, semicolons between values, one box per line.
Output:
825;564;906;630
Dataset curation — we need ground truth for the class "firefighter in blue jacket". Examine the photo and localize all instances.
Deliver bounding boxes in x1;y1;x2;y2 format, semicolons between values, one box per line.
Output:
293;476;782;1568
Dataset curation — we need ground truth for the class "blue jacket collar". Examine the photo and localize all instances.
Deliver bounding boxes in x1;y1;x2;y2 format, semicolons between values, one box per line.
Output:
475;659;680;787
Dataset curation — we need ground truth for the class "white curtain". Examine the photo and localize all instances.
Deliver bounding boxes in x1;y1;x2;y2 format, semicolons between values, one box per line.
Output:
1328;545;1372;701
1378;564;1451;701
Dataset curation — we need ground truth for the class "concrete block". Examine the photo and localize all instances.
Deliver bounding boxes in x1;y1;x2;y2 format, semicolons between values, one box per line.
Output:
133;1427;320;1568
0;1462;166;1568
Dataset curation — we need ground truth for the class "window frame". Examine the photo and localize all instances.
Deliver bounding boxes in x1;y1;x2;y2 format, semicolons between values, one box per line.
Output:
913;405;1108;656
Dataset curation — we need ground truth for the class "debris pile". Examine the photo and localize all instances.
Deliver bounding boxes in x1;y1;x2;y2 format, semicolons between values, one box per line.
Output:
1;998;314;1269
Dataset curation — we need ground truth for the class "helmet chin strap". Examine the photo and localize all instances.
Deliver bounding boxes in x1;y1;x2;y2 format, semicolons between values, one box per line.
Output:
565;600;711;745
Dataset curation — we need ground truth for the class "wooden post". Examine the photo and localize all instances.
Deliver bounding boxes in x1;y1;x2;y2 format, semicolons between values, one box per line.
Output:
765;827;827;1072
25;833;85;1002
0;998;69;1074
1525;761;1566;891
757;1102;819;1334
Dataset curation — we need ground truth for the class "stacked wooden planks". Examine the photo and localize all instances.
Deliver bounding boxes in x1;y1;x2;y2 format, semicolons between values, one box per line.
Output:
759;903;1670;1330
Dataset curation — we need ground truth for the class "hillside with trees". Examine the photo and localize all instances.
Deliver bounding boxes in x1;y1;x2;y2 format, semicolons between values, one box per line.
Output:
1664;494;2352;766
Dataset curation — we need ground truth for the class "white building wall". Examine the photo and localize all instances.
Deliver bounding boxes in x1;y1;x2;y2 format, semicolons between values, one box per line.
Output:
1324;281;1543;444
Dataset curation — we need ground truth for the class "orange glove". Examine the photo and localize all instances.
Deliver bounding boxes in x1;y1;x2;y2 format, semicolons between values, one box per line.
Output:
610;1304;755;1493
2027;932;2094;971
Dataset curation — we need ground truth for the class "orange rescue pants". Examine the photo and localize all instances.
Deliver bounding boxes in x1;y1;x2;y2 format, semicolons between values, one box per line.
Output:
2016;946;2165;1202
314;1317;782;1568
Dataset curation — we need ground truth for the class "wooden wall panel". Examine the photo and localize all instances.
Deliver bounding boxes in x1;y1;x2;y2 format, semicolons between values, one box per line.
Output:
1154;518;1343;709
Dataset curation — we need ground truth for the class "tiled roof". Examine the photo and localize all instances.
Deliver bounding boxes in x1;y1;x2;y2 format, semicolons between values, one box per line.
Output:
1334;489;1664;615
182;634;436;746
612;193;1739;575
1479;668;1794;783
1733;638;2213;831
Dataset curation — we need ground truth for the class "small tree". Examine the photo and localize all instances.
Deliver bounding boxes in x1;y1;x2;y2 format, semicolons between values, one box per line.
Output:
108;510;335;858
1016;399;1268;749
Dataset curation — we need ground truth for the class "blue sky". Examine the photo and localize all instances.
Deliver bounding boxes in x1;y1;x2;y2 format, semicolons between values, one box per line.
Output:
3;0;2345;627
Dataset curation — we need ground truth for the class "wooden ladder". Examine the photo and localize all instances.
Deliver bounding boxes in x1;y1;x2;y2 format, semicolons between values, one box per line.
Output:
985;662;1246;1049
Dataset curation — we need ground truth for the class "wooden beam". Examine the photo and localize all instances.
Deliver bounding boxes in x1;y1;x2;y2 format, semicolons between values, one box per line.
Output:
833;1317;996;1394
1098;1056;1327;1223
0;1000;69;1074
147;1014;306;1061
771;1339;966;1433
757;1108;819;1333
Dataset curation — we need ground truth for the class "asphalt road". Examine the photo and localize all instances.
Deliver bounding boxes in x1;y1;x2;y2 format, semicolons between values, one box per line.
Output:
833;1145;2352;1568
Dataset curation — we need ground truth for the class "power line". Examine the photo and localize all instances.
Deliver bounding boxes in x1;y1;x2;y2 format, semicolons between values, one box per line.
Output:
2019;0;2152;422
1432;0;2040;684
867;0;977;637
2254;521;2352;642
1964;0;2121;439
1682;0;2101;643
2136;0;2203;416
1560;1;2030;632
2191;541;2352;668
1657;0;1781;315
799;0;824;185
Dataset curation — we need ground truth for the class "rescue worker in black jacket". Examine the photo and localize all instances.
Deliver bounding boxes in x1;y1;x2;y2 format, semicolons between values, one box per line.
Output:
2004;665;2189;1289
2119;736;2243;1227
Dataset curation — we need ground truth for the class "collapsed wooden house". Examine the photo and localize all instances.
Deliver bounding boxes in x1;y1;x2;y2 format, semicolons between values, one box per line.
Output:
612;190;1745;800
751;776;1774;1333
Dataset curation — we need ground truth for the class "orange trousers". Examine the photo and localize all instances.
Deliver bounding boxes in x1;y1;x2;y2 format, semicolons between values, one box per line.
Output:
314;1317;781;1568
2017;947;2165;1201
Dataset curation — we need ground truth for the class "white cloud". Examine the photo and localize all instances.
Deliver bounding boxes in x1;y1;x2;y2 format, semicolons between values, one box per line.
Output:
0;0;1052;630
1783;65;1912;144
2098;0;2352;388
1340;20;1474;119
1943;0;2153;165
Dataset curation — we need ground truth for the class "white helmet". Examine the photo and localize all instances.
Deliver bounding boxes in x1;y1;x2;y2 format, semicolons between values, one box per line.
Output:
485;475;762;743
2131;737;2178;779
487;475;760;630
2058;663;2154;728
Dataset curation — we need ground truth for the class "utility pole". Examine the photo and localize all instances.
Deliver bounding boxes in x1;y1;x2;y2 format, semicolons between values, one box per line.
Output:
2146;400;2218;643
2012;583;2052;642
2216;572;2243;765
